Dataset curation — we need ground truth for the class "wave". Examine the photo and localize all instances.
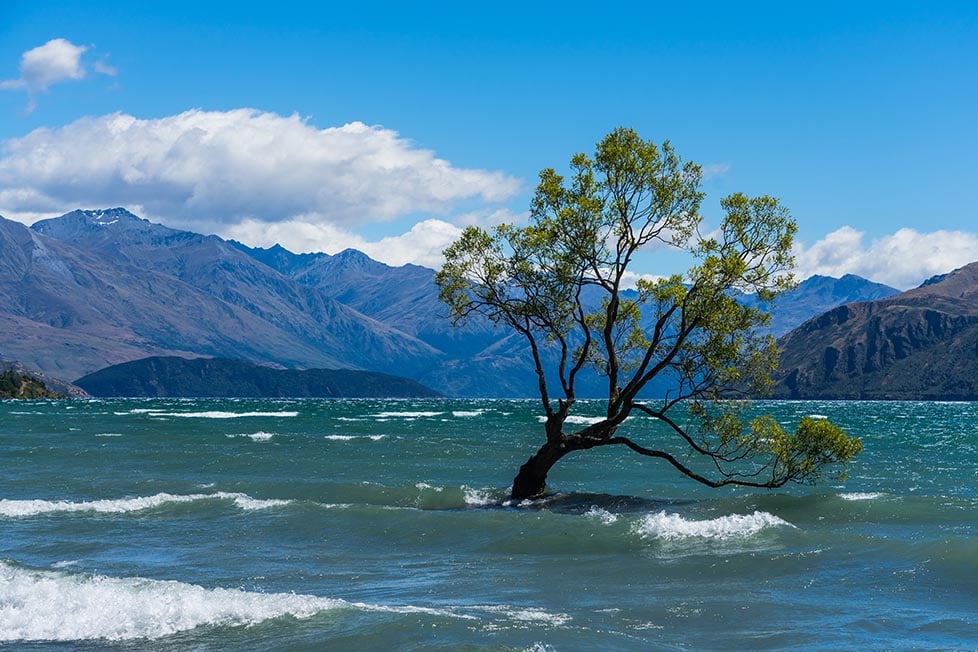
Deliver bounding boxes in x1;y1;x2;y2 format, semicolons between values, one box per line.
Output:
452;410;485;417
838;492;885;501
369;411;444;418
152;411;299;419
0;561;466;642
324;434;387;441
227;431;276;441
535;415;607;426
584;506;619;525
0;492;290;518
634;510;794;541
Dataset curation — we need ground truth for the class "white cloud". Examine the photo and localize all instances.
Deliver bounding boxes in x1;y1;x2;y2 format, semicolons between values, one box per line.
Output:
0;109;522;227
1;38;115;112
793;226;978;289
222;217;464;269
701;162;730;180
93;59;118;77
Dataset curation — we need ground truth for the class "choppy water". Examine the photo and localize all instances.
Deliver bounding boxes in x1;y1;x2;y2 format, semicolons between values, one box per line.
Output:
2;398;977;650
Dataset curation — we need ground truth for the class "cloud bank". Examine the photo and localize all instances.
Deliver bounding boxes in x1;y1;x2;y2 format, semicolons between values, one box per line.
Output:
1;38;115;112
0;109;521;230
794;226;978;289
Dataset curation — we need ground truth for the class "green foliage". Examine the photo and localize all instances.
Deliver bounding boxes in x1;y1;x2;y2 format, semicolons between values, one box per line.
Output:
0;370;62;399
437;127;862;491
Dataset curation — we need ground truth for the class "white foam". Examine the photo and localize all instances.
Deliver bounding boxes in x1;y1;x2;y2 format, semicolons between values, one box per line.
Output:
476;605;571;627
323;434;386;441
0;561;466;642
153;411;299;419
584;506;619;524
95;433;123;437
462;486;495;506
227;432;275;441
838;492;884;501
0;492;289;518
51;560;79;569
535;415;606;425
452;410;485;417
807;414;829;420
370;411;443;418
635;510;794;540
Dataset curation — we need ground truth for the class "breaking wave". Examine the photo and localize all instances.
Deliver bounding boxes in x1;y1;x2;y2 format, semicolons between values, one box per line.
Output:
227;431;276;441
369;411;444;419
634;510;794;540
152;411;299;419
0;561;463;642
0;492;290;518
838;492;885;501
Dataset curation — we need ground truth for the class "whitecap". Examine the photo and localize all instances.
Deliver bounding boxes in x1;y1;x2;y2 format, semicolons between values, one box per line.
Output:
51;561;79;569
95;433;123;438
0;562;468;642
584;506;619;525
476;605;571;627
452;410;485;417
535;415;606;426
226;432;276;442
0;492;289;518
153;411;299;419
634;510;794;540
369;411;443;419
838;492;885;501
807;414;829;420
323;434;386;441
462;486;495;506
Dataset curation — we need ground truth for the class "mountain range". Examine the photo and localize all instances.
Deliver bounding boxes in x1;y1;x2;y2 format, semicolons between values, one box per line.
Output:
0;207;915;397
772;261;978;400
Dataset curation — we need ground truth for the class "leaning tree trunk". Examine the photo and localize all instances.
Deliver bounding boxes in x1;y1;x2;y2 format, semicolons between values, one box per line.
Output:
510;439;573;500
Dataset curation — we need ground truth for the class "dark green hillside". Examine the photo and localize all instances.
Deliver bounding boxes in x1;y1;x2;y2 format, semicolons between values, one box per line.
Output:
0;370;64;399
75;356;441;398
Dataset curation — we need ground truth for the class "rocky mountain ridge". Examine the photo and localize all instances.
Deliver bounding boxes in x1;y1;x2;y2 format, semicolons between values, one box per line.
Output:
772;262;978;400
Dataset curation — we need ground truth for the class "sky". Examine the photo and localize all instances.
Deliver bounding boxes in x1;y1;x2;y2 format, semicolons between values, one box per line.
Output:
1;1;977;289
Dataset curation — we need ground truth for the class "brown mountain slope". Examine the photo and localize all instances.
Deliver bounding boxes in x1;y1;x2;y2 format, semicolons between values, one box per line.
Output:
771;262;978;400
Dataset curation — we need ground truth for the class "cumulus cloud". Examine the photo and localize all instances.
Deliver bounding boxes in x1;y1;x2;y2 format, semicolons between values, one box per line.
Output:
793;226;978;289
1;38;114;112
223;217;464;269
0;109;522;227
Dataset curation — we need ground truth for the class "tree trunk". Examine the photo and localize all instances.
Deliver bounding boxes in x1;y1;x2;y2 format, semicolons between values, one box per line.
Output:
510;439;572;500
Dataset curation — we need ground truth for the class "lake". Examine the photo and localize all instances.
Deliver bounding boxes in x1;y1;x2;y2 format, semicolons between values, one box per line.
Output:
2;398;976;650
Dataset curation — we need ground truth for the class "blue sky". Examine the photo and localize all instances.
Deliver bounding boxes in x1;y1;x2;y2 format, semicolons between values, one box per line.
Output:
1;1;977;288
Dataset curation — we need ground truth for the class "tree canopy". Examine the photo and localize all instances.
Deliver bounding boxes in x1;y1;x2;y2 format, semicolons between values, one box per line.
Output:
436;127;861;500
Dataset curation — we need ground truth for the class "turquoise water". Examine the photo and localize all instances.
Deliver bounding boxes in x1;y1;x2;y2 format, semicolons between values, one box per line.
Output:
1;398;977;650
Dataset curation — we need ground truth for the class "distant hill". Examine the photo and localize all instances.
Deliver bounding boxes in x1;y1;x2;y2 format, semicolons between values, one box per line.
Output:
74;356;441;398
0;369;63;398
772;262;978;400
0;361;88;397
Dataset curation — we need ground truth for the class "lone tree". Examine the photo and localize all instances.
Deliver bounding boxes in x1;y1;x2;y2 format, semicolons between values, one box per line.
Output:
436;128;861;500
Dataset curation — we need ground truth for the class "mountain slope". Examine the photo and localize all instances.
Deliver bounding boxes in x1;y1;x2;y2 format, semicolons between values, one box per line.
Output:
772;262;978;399
29;209;443;376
